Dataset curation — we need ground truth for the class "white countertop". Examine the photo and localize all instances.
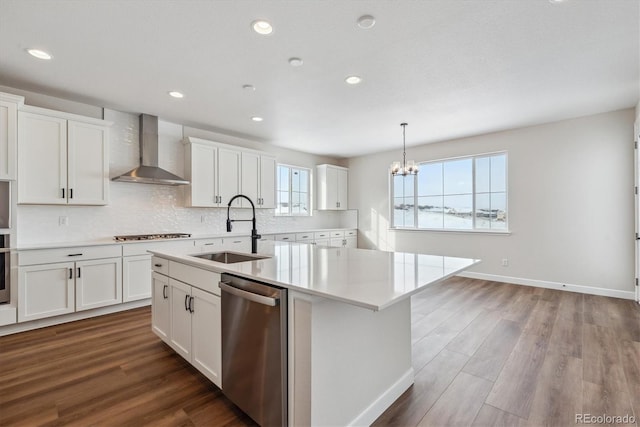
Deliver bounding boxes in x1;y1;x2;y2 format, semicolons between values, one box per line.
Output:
150;241;480;311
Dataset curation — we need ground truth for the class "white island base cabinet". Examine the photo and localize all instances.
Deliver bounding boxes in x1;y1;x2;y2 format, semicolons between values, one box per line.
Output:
151;259;222;388
288;292;413;427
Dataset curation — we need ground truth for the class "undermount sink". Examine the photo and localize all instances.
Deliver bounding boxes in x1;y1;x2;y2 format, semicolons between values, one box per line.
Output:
193;251;270;264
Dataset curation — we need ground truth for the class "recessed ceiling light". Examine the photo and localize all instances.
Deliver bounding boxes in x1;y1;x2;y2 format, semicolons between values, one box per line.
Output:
252;20;273;35
26;48;52;60
345;75;362;85
251;116;264;122
242;84;256;91
357;15;376;29
288;57;303;67
168;91;184;98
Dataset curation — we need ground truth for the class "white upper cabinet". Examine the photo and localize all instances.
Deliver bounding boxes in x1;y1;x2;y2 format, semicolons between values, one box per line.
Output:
0;92;24;180
184;137;274;209
316;164;348;210
241;151;275;209
17;107;110;205
184;138;241;208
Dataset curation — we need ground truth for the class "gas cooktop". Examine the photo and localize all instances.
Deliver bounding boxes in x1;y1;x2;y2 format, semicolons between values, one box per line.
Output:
114;233;192;242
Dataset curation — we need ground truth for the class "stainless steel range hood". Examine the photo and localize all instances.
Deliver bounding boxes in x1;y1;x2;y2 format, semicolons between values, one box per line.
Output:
112;114;189;185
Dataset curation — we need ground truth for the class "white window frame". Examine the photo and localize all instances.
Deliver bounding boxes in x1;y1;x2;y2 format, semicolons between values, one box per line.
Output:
390;151;508;232
276;164;311;216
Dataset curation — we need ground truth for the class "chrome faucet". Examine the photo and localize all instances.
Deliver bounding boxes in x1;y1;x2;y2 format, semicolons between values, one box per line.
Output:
226;195;261;254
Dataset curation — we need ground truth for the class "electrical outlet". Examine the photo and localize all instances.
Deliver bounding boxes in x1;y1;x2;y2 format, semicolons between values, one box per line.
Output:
59;216;69;226
501;258;509;267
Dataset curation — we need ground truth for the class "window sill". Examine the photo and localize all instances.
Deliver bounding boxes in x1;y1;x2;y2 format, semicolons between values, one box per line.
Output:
390;227;511;235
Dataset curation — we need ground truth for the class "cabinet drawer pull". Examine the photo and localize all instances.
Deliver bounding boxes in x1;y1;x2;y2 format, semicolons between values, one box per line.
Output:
203;243;216;246
154;263;162;267
282;237;289;240
162;285;168;299
68;268;73;279
68;253;83;257
233;240;241;244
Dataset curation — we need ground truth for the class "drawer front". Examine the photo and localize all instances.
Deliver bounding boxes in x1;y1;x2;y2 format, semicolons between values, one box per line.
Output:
330;231;344;238
122;239;195;256
196;238;223;252
259;234;275;241
295;233;313;241
345;229;357;237
314;231;330;239
19;245;122;266
275;233;296;242
151;256;169;275
169;260;220;296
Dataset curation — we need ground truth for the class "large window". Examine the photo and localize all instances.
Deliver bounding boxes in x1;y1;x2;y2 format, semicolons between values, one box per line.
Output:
277;165;310;216
392;153;507;230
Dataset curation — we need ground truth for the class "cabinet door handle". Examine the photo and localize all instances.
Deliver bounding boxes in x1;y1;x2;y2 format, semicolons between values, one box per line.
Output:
62;188;65;199
189;296;194;313
69;268;73;279
154;263;162;267
162;284;168;299
77;267;81;278
184;294;190;311
69;188;73;199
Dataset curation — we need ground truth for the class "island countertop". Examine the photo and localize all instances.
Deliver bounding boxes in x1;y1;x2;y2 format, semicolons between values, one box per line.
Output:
149;241;480;311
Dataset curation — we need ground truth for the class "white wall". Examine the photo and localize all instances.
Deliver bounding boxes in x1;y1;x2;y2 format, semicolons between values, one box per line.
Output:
13;89;355;245
349;109;636;297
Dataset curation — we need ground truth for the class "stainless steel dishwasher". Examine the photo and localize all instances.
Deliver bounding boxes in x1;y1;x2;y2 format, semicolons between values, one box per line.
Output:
219;273;287;427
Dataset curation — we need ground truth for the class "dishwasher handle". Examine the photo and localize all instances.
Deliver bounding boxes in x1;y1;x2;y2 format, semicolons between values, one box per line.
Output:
219;281;279;307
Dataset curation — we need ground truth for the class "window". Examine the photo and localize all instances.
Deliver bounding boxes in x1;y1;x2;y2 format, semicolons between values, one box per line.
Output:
277;165;310;216
392;153;507;231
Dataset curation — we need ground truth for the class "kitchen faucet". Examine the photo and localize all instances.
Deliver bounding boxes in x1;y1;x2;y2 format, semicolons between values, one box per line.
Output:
226;195;261;254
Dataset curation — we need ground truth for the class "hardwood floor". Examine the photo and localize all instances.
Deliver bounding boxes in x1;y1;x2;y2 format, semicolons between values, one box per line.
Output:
1;278;638;427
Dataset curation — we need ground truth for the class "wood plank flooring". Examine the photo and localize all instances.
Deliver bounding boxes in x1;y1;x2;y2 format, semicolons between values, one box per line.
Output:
1;278;638;427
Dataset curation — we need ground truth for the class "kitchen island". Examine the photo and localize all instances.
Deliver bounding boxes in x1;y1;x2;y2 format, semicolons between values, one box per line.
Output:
150;241;480;426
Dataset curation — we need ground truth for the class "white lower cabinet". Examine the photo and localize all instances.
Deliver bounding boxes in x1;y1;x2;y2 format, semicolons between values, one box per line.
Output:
18;262;75;322
75;258;122;311
152;259;222;388
18;245;123;322
151;272;170;341
123;254;152;302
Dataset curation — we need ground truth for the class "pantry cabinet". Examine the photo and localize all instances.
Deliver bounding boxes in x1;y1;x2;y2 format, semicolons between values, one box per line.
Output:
0;92;23;180
241;151;276;208
183;138;241;208
17;107;110;205
316;164;348;210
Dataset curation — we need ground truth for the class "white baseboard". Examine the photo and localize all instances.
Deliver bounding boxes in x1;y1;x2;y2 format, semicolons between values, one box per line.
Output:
0;299;151;336
457;272;636;300
348;368;414;427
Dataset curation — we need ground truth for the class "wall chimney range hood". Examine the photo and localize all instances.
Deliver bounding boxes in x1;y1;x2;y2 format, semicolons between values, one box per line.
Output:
112;114;189;185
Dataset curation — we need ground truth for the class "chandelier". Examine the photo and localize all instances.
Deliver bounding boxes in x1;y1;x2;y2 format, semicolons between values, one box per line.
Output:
391;123;418;176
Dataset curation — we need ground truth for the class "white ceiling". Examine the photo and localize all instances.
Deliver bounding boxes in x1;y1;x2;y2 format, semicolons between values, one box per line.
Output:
0;0;638;158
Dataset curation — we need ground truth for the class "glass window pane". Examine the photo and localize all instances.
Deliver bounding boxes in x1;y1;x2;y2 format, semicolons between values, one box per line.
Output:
443;159;472;195
299;169;309;193
491;192;507;229
475;157;490;194
418;163;442;196
490;154;506;192
443;194;473;229
293;170;301;192
393;175;405;197
278;166;289;191
393;198;405;227
299;195;309;214
418;196;444;228
402;198;415;227
475;193;490;229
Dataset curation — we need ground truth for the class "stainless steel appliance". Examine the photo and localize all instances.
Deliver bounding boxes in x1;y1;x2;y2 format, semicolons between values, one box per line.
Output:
0;181;10;229
0;234;10;304
220;273;287;427
113;233;191;241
